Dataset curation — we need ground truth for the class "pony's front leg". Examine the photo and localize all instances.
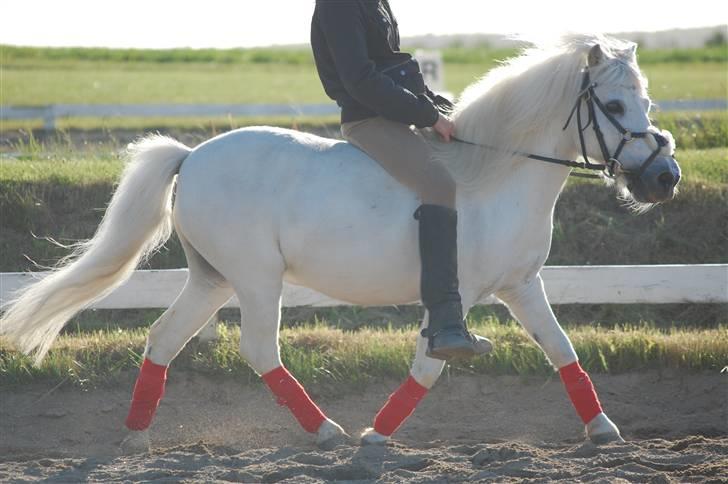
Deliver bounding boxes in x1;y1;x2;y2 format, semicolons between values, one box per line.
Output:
497;275;623;444
361;312;446;445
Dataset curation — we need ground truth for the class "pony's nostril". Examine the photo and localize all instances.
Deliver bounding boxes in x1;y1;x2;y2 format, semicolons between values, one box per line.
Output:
657;171;675;188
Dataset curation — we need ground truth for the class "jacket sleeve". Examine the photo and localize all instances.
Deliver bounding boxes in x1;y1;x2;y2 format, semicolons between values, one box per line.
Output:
316;2;439;128
425;86;455;115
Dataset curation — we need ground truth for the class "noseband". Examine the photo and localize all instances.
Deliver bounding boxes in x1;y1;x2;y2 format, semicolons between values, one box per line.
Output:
453;66;671;180
563;67;670;179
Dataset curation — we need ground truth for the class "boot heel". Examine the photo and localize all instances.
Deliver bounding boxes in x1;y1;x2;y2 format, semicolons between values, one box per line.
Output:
425;327;493;361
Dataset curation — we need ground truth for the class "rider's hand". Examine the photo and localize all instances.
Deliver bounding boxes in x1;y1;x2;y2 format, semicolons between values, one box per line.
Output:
433;113;455;142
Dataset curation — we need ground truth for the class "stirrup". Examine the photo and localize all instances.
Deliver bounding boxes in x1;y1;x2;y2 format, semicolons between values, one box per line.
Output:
421;326;493;361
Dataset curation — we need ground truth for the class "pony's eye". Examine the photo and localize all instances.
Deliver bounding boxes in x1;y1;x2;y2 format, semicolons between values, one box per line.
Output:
606;101;624;115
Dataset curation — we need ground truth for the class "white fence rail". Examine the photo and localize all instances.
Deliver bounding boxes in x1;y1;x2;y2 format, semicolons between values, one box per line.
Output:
3;99;726;131
1;265;726;309
1;104;340;130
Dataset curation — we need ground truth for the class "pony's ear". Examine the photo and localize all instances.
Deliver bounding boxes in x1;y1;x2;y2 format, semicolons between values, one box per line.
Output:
624;43;638;62
587;44;604;67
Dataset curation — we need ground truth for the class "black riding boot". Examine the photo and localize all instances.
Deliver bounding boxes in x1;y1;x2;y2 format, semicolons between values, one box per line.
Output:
415;204;493;360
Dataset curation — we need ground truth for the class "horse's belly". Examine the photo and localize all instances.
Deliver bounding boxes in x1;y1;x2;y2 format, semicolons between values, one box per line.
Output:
280;209;422;306
284;269;420;306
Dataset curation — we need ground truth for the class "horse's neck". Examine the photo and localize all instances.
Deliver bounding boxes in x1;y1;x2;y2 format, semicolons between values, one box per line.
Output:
457;126;574;221
451;130;574;291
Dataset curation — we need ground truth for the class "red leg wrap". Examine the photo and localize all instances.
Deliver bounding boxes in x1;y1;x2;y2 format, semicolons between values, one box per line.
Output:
262;366;327;433
559;361;603;424
373;375;429;436
125;358;168;431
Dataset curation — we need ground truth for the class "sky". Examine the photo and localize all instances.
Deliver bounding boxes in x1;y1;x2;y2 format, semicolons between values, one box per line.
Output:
1;0;724;49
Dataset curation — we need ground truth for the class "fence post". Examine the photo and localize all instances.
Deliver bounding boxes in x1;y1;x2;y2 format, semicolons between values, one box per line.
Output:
43;106;56;131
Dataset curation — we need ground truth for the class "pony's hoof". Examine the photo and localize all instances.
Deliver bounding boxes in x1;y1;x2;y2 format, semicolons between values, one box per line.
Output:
360;427;389;446
316;419;350;450
120;429;151;454
586;413;624;445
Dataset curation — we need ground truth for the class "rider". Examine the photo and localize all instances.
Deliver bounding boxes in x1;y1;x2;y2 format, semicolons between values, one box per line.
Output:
310;0;491;360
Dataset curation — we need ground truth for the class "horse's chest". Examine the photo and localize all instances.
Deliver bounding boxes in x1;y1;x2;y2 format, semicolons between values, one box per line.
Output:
460;208;553;295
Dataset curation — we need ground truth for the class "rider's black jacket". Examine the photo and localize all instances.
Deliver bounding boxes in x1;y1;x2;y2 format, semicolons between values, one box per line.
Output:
311;0;446;128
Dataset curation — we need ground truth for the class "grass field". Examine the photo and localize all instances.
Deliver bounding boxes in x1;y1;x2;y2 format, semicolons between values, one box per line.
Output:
1;319;725;388
3;61;725;107
2;45;726;108
2;44;724;132
4;44;726;65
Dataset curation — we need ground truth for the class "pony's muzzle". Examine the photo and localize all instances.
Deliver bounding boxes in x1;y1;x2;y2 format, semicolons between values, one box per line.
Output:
628;155;681;203
657;170;679;192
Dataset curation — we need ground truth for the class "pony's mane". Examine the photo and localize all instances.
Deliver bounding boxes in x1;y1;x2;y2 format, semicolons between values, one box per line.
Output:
433;33;645;189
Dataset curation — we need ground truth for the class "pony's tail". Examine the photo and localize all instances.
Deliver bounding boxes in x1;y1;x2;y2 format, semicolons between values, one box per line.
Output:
0;135;191;365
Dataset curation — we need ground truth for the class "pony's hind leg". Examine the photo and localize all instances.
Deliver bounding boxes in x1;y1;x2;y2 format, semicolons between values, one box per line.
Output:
122;237;233;453
231;269;347;448
497;275;623;444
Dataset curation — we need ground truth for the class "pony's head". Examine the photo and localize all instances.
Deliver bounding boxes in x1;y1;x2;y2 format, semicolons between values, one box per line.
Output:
574;40;681;209
450;34;681;209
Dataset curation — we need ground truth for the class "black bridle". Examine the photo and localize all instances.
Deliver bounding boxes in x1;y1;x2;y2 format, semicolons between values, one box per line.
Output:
453;66;671;180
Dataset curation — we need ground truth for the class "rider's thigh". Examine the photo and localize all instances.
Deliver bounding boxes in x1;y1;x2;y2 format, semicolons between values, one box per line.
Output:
342;117;455;208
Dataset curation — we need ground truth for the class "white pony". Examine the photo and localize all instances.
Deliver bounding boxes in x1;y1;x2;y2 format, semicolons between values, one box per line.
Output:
1;35;679;450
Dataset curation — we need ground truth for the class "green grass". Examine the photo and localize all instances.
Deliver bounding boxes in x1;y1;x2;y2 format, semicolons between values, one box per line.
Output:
3;44;725;66
546;146;727;268
1;45;318;65
1;62;331;105
443;62;728;102
1;46;725;111
671;147;728;184
635;45;728;64
653;111;728;151
2;61;723;106
2;45;723;132
0;114;344;133
641;63;727;101
0;67;722;132
0;155;122;184
1;320;725;388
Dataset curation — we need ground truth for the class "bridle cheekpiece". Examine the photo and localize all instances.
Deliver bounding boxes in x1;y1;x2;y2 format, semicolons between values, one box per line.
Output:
454;64;672;181
562;67;670;179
